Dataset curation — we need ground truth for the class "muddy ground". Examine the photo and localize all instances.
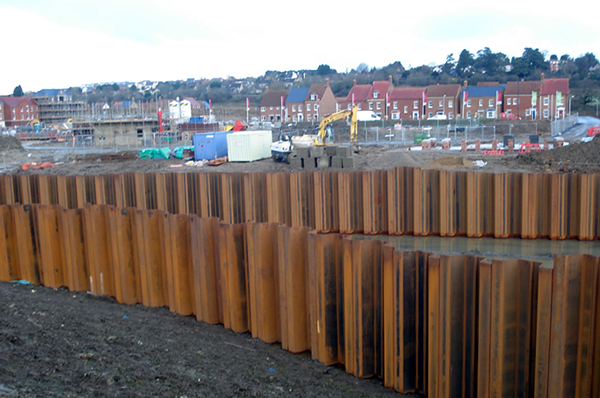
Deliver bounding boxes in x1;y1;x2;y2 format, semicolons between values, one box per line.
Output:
1;134;600;397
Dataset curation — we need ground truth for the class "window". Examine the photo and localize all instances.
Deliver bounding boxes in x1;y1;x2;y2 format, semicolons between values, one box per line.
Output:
357;104;362;110
448;100;453;108
292;115;296;122
393;102;398;110
310;94;316;100
467;100;472;107
307;104;311;111
413;101;418;109
314;104;319;110
369;103;373;110
276;106;279;111
525;109;531;116
391;112;399;120
467;111;471;119
487;111;494;118
428;101;433;108
307;114;311;121
507;98;512;105
439;100;443;107
292;105;296;111
489;99;494;107
543;109;549;118
479;99;483;106
373;91;379;99
448;112;454;119
428;113;433;118
137;129;143;138
543;98;549;105
298;105;302;111
376;102;381;110
404;106;408;113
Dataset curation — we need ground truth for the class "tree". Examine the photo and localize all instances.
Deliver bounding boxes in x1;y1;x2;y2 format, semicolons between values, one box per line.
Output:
356;63;369;73
317;64;335;76
442;53;455;74
12;85;24;97
456;49;474;78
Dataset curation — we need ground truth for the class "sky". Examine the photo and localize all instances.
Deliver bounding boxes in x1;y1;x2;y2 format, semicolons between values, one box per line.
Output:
0;0;598;95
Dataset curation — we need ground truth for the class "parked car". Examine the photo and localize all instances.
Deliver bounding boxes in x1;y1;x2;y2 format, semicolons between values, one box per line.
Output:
501;112;521;120
427;114;447;121
357;111;382;122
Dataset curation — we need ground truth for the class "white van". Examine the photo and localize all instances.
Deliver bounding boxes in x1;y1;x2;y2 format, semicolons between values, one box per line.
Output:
357;111;382;122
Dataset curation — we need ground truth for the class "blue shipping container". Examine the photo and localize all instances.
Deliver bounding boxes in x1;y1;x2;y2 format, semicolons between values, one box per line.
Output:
190;116;204;124
193;131;231;161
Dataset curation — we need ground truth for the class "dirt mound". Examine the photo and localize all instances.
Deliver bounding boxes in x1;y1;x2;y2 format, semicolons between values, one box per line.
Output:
515;135;600;173
0;136;24;152
423;156;474;169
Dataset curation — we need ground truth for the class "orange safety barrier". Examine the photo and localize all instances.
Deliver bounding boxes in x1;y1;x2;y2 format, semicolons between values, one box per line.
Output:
518;143;542;153
481;150;505;155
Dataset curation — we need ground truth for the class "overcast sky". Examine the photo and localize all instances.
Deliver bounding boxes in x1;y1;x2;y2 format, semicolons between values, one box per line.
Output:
0;0;598;95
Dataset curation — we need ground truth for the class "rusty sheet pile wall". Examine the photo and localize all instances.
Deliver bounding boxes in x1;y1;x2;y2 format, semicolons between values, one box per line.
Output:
1;169;599;240
1;203;599;397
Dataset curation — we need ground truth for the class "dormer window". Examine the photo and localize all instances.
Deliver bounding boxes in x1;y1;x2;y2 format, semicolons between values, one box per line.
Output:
373;91;379;99
310;93;316;101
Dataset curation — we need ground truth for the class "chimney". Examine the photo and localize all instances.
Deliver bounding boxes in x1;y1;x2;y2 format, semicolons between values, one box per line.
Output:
265;86;269;93
541;72;545;80
353;79;357;86
463;80;468;87
389;75;393;84
326;77;329;86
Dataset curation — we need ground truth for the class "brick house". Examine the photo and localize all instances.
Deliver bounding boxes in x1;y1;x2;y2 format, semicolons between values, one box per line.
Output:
0;99;4;128
461;84;505;119
503;80;541;120
259;88;288;122
305;80;337;121
339;81;371;112
425;84;461;119
284;87;309;123
539;78;570;119
388;87;426;120
366;77;394;119
0;96;39;128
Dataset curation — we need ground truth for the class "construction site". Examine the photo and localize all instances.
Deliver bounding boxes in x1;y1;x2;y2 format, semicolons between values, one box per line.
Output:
1;111;600;397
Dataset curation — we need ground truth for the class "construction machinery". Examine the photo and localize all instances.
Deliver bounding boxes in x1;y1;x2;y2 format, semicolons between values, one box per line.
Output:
270;106;358;162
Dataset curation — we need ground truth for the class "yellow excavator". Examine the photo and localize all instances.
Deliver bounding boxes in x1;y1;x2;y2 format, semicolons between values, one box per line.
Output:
271;105;359;162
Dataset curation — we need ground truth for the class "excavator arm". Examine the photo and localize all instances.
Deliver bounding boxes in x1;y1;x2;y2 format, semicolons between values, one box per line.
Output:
316;105;358;145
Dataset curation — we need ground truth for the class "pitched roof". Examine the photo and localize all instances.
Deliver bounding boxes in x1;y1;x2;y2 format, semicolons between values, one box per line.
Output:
259;90;289;107
286;87;309;104
0;96;36;107
463;85;506;98
34;89;67;97
540;78;569;96
368;81;392;100
426;84;461;97
183;97;203;107
307;83;328;99
346;84;371;102
504;80;542;95
390;87;426;100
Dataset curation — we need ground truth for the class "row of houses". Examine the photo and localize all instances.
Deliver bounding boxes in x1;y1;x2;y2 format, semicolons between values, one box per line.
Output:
259;75;571;123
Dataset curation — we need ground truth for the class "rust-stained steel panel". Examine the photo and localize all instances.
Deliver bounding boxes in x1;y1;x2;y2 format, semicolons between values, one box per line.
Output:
313;171;339;233
549;254;600;398
386;167;415;235
12;204;39;285
0;205;20;281
217;222;248;333
243;173;267;223
133;173;148;210
290;171;315;229
266;173;291;226
82;205;114;297
308;231;343;366
33;205;65;288
533;267;553;398
190;216;221;324
246;222;280;343
362;171;388;235
133;209;167;307
338;171;363;234
277;225;310;354
163;213;195;316
219;173;245;224
58;207;89;292
107;207;139;305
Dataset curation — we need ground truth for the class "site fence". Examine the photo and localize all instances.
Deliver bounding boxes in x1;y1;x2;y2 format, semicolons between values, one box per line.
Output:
1;168;599;240
0;203;598;397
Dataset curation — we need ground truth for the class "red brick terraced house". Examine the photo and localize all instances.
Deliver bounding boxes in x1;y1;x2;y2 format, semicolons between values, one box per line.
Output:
284;87;309;123
0;96;39;128
461;84;506;119
425;84;461;119
388;87;426;120
259;88;289;123
539;78;570;120
366;77;394;119
305;81;337;122
503;80;541;120
338;81;371;112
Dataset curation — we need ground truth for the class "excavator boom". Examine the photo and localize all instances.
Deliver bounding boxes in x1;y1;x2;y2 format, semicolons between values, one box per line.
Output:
316;105;358;145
